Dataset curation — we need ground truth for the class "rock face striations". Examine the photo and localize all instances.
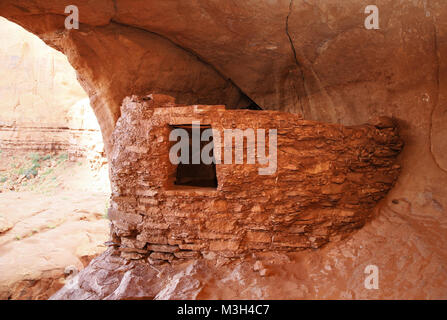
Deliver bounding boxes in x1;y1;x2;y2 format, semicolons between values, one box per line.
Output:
0;17;105;161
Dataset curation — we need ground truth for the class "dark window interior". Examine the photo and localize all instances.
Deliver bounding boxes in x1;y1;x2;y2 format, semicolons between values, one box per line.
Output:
171;124;218;188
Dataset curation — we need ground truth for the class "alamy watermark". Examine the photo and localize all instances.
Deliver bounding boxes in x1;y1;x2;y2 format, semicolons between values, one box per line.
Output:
364;264;379;290
64;5;79;30
64;4;380;31
169;121;277;175
364;5;380;30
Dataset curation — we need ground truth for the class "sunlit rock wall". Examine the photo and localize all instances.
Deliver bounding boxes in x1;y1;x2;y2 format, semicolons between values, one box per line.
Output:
0;17;104;161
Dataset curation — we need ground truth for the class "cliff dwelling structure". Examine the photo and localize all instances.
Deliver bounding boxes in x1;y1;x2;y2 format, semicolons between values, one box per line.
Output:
108;94;403;262
0;0;447;300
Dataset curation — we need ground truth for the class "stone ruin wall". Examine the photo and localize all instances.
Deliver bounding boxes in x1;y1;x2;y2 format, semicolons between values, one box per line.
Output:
107;94;403;264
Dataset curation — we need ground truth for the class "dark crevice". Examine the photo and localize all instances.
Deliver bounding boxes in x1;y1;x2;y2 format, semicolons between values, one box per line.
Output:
285;0;306;116
112;0;118;14
239;93;263;110
429;22;447;173
11;4;31;13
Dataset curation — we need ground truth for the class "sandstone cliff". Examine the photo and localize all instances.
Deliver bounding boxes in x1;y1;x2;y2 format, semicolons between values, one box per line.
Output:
0;17;104;160
0;1;446;299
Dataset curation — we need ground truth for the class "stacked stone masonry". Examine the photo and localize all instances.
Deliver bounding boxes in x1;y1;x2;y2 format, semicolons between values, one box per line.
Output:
108;94;403;263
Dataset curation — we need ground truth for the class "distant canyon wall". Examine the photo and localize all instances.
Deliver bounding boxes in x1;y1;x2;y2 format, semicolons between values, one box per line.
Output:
0;17;104;162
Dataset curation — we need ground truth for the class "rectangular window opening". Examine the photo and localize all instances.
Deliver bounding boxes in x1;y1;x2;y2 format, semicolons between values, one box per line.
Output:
170;124;218;189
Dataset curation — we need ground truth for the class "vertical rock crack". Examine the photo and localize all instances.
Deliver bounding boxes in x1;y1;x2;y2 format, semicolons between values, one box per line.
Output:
285;0;307;115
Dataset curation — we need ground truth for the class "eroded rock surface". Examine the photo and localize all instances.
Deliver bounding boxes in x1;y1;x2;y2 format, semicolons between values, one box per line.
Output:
0;191;109;300
53;195;447;301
